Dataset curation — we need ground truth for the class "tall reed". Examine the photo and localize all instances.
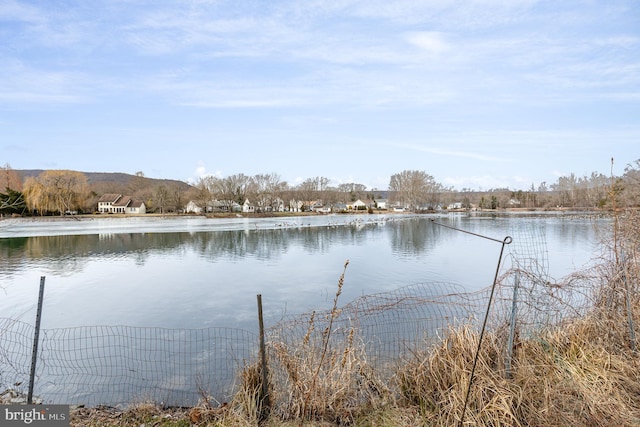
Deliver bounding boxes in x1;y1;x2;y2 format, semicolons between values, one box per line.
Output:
246;260;393;424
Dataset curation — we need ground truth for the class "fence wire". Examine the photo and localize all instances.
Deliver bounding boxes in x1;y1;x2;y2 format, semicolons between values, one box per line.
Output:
266;282;489;374
0;321;257;407
0;219;620;408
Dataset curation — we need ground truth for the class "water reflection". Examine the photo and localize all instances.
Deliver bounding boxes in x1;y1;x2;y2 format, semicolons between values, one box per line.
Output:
389;217;442;257
1;219;415;276
0;214;609;330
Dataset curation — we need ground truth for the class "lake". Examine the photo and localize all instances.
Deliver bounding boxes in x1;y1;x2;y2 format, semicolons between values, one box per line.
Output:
0;212;611;333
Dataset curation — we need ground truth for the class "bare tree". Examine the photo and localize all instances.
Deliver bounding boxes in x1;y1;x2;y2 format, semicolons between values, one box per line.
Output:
154;185;169;213
388;170;442;210
296;176;330;210
23;170;89;215
337;182;367;202
551;173;580;208
549;171;613;208
252;173;285;212
582;172;609;208
215;173;251;210
622;159;640;207
0;164;22;191
170;184;185;212
188;176;215;211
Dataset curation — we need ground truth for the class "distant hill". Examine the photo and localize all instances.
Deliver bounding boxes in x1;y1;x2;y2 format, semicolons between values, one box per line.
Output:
16;170;193;194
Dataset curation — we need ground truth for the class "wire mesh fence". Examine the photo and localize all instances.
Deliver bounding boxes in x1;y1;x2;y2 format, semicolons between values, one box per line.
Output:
1;216;631;410
0;320;257;407
266;282;488;374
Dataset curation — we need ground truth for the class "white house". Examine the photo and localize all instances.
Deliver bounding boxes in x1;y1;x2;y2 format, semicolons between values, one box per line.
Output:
272;198;286;212
97;194;146;214
289;199;304;212
313;205;332;213
127;200;146;214
349;199;367;210
311;201;325;212
242;199;255;213
112;196;132;213
97;193;121;213
185;200;203;214
374;199;388;209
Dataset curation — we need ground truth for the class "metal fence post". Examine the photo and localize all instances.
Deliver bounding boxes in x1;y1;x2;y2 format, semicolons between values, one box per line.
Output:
506;271;520;379
28;276;46;404
428;221;513;427
256;294;270;415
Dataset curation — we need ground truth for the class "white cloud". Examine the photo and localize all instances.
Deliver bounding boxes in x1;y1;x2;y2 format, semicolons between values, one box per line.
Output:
189;163;223;184
405;32;450;54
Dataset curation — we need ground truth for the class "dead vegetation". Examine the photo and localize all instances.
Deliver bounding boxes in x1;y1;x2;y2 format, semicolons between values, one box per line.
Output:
396;308;640;426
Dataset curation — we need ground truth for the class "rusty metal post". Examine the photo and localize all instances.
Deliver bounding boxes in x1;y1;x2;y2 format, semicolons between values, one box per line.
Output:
28;276;46;404
257;294;270;413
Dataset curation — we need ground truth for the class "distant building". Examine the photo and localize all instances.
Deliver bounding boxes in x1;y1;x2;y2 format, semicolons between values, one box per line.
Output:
374;199;388;209
185;200;203;214
242;199;255;213
332;202;348;212
97;194;146;214
127;200;146;215
349;199;367;210
97;194;120;213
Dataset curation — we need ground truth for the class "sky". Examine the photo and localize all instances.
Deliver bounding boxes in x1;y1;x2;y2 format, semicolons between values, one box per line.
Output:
1;0;638;191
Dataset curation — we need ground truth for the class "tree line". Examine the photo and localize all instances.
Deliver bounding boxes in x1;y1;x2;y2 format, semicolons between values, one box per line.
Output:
1;160;639;216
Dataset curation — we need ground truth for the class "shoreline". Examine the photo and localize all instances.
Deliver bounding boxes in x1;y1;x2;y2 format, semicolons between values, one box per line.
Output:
0;206;612;223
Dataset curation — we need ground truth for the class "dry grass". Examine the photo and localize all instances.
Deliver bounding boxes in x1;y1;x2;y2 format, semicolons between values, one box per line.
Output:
262;260;394;425
396;306;640;427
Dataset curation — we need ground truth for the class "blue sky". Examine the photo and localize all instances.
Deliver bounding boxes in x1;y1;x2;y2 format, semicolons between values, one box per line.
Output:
1;0;638;191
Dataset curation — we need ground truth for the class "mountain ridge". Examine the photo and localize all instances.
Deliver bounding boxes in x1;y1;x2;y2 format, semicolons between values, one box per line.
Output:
15;169;193;193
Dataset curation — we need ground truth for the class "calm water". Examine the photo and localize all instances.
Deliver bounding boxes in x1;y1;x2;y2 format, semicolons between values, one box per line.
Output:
0;212;611;332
